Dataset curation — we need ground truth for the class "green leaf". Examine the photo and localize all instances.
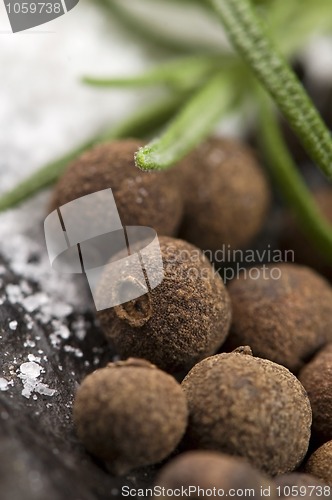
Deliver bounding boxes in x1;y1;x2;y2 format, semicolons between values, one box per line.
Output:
258;90;332;264
207;0;332;181
135;69;240;171
82;55;227;91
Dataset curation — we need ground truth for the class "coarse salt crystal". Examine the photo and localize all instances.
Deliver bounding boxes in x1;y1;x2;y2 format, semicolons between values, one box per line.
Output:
0;378;9;391
20;361;41;378
9;320;18;331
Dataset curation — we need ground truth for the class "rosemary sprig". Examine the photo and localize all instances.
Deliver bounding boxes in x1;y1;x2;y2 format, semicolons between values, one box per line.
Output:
135;70;240;170
207;0;332;181
258;91;332;264
83;54;227;91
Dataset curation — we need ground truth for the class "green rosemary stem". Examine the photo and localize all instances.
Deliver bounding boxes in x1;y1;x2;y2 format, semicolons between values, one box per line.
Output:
0;93;185;213
0;142;93;213
135;70;239;171
258;91;332;264
83;54;227;91
207;0;332;181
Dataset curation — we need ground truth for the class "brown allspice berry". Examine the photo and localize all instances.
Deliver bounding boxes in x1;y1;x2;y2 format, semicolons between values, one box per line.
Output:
181;347;312;476
299;344;332;442
96;236;231;373
275;473;328;497
177;137;271;251
49;139;182;236
305;441;332;486
227;263;332;372
154;451;275;499
73;358;188;475
281;188;332;281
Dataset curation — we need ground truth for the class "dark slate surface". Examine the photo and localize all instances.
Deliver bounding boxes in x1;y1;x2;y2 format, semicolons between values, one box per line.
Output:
0;255;155;500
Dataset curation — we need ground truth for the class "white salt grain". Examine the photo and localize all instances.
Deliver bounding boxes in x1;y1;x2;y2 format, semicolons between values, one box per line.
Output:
22;293;49;313
9;320;18;331
20;362;41;378
0;378;9;391
19;361;56;399
28;354;41;363
64;345;83;358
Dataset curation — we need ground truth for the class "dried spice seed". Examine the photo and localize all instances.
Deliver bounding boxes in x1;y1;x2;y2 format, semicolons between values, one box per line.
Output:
96;236;232;373
50;139;183;237
154;451;275;499
227;263;332;372
178;137;270;251
275;472;328;498
305;441;332;486
181;348;312;476
73;358;188;475
299;344;332;442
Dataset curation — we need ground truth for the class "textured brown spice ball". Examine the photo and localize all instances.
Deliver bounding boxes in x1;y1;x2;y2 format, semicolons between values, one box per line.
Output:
96;236;232;373
181;347;312;476
299;344;332;442
281;188;332;282
49;139;182;236
227;263;332;372
275;473;328;497
73;358;188;475
154;451;275;499
305;441;332;485
177;137;271;251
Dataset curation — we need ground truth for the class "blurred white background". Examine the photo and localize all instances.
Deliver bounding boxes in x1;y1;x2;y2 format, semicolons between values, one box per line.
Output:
0;0;228;192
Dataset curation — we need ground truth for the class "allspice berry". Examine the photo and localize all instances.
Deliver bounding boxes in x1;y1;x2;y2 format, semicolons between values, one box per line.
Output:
178;137;270;251
73;358;188;475
97;236;231;373
181;348;312;476
275;473;328;497
227;264;332;372
50;139;182;236
299;344;332;442
154;451;275;499
306;441;332;486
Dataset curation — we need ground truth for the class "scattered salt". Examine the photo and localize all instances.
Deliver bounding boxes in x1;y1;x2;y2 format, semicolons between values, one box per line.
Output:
72;317;87;341
19;280;32;295
6;284;24;304
41;302;73;319
24;340;36;348
36;385;56;397
64;345;83;358
0;378;9;391
22;293;49;313
28;354;41;363
18;361;56;399
20;361;41;378
49;322;71;348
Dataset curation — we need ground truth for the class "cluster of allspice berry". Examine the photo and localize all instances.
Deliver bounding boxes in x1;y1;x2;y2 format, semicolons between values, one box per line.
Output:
49;138;332;495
